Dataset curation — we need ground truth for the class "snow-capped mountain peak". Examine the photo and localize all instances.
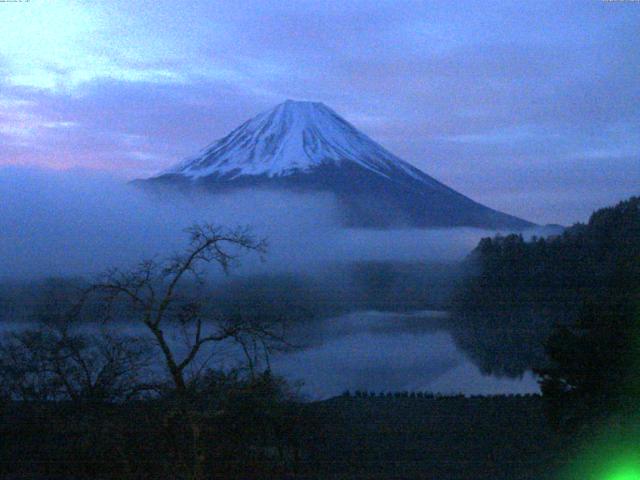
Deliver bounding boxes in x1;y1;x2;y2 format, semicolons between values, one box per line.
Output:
145;100;534;230
164;99;424;181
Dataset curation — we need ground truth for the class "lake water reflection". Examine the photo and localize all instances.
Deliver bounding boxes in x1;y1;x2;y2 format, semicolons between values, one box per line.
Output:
0;310;539;400
272;310;539;399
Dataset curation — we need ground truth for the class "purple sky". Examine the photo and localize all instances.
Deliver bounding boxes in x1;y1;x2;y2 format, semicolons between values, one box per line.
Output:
1;0;638;225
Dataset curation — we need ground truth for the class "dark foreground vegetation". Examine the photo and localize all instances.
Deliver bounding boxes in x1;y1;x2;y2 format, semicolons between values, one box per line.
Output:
0;392;563;480
303;393;560;479
0;371;308;479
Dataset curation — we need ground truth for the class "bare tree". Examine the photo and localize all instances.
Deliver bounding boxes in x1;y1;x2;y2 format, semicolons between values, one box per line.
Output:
85;223;288;480
87;224;286;394
0;278;155;403
0;323;154;403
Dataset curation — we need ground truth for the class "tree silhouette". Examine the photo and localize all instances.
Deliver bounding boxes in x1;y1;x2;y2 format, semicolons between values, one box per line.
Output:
86;223;290;480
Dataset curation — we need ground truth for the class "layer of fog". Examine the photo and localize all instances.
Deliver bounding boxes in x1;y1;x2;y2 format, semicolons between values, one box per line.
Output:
0;166;549;280
1;167;549;395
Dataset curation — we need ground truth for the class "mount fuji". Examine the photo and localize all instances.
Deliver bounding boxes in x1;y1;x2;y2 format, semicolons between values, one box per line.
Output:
140;100;533;229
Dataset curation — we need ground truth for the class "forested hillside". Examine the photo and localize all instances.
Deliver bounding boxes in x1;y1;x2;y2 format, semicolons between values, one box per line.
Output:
452;197;640;379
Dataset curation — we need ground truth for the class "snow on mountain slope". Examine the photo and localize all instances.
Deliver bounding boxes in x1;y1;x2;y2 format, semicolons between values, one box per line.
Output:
164;100;430;185
147;100;534;230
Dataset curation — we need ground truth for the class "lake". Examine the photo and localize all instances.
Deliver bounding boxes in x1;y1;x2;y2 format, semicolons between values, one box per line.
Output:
0;309;539;400
272;310;539;399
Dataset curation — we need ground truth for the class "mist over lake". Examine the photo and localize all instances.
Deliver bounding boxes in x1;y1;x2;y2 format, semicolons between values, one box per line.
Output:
0;308;538;400
0;166;553;401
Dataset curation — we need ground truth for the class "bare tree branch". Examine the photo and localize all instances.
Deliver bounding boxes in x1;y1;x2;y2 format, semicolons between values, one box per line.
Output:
84;223;276;398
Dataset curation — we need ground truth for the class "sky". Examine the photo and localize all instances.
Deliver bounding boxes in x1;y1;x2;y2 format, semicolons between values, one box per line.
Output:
0;0;638;225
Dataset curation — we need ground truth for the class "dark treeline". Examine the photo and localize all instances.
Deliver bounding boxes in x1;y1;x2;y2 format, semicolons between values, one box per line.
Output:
0;261;460;327
536;197;640;430
451;196;639;377
341;390;540;399
452;197;640;429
